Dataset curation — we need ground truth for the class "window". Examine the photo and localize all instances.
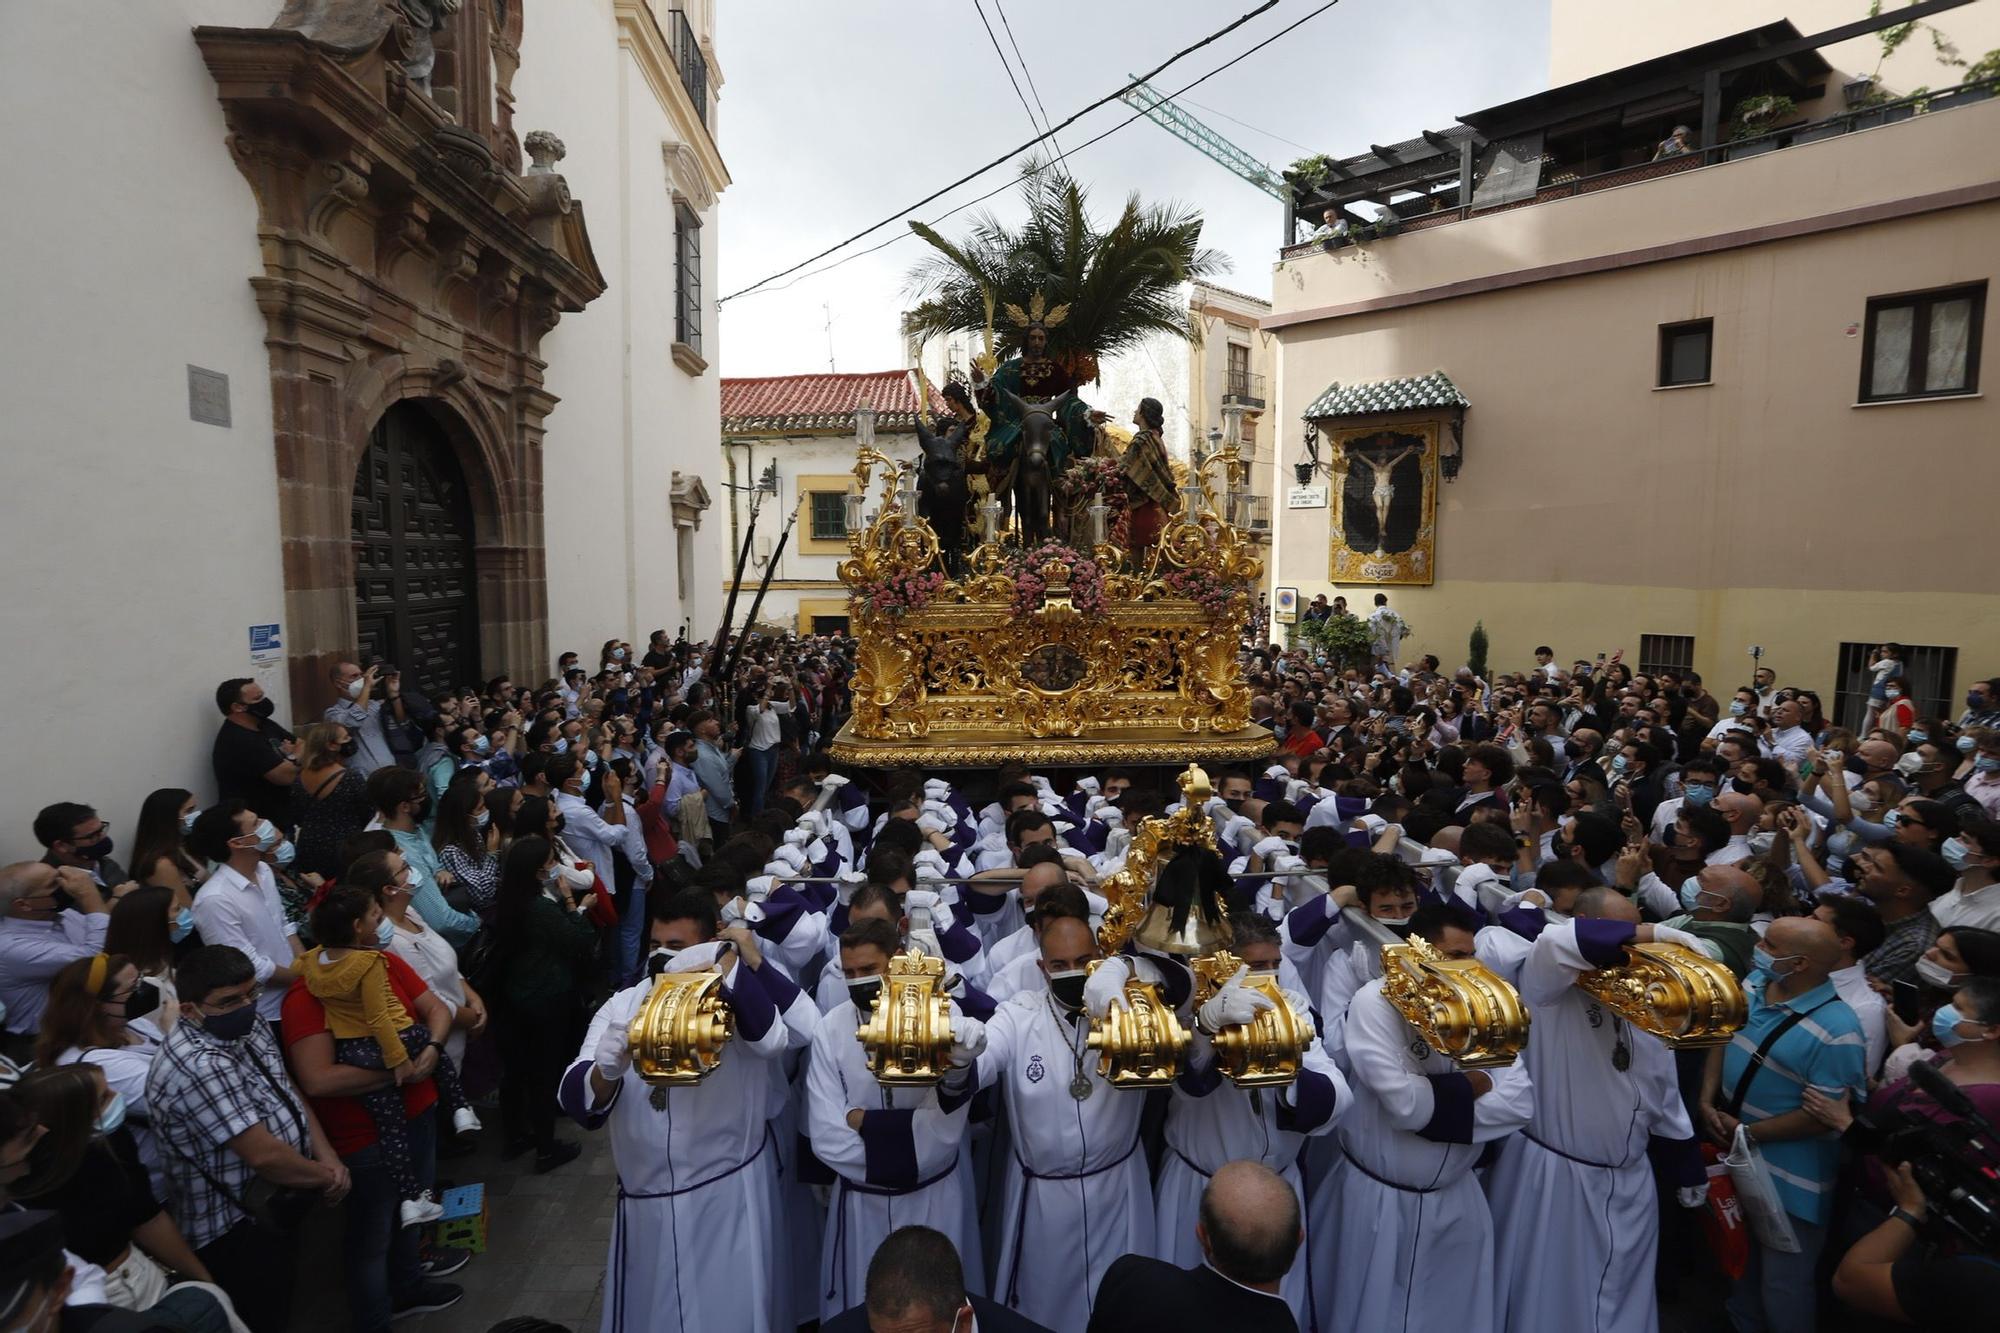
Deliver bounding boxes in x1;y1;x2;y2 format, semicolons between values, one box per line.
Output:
808;491;848;542
1227;343;1250;394
1859;282;1984;402
1241;415;1258;447
1834;642;1957;732
675;203;702;355
1657;319;1712;387
1638;633;1694;678
810;614;850;635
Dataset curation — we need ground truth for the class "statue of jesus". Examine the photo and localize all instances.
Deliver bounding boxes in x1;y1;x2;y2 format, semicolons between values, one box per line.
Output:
1346;441;1422;555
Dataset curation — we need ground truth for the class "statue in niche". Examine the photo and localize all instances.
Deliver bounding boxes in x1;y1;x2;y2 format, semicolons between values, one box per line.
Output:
399;0;463;95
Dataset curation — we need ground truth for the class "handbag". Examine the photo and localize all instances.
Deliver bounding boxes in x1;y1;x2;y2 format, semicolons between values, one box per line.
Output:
161;1042;322;1239
1697;1141;1750;1279
1714;997;1832;1255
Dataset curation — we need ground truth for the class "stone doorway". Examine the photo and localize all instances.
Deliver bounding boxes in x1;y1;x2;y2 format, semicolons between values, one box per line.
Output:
352;402;482;698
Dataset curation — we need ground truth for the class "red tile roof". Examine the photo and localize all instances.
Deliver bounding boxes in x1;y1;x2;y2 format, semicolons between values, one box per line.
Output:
720;370;945;433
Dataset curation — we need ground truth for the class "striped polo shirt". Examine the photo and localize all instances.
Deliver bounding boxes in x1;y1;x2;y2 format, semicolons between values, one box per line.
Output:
1720;975;1867;1224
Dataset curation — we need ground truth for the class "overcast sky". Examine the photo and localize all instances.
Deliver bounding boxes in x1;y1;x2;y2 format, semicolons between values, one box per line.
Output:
713;0;1551;378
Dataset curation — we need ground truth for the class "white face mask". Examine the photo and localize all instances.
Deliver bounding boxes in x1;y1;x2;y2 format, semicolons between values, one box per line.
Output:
1915;956;1965;990
345;677;365;700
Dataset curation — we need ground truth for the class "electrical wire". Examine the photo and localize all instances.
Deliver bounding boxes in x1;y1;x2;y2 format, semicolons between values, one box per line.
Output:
994;0;1066;168
1178;93;1318;153
719;0;1285;304
972;0;1050;148
726;0;1345;303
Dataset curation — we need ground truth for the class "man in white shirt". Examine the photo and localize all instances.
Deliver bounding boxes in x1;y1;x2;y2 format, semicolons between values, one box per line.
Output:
187;802;303;1022
0;863;109;1050
1931;821;2000;932
1761;698;1812;767
1814;897;1890;1077
1708;791;1763;866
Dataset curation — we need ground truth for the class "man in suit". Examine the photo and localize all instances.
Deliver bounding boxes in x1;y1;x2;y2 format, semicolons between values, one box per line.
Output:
1086;1160;1300;1333
821;1225;1053;1333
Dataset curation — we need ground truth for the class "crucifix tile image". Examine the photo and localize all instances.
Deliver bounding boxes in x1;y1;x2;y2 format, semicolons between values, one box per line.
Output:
1337;430;1427;556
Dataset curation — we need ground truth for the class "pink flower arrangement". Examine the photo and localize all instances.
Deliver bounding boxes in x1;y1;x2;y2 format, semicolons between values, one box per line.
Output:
1162;566;1242;617
856;568;948;617
1059;454;1128;510
1005;540;1107;617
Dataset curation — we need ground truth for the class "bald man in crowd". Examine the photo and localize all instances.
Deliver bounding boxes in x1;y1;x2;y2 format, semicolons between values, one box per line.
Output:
1087;1160;1301;1332
1710;791;1765;865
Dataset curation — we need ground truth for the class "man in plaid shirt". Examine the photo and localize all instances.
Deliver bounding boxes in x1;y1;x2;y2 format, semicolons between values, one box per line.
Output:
148;945;348;1331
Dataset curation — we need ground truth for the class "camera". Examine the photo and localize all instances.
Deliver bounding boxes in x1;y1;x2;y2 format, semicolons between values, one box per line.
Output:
1851;1060;2000;1252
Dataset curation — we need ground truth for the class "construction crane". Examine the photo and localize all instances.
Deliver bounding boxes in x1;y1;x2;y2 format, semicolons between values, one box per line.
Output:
1115;77;1290;202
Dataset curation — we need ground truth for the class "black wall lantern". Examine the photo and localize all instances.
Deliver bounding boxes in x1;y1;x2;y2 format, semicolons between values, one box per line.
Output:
1294;422;1321;484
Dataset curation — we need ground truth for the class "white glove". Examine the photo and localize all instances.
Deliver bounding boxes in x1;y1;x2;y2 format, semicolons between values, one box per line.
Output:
1202;795;1229;818
1098;808;1123;829
1082;889;1110;920
1103;828;1132;861
1264;764;1289;780
912;848;947;875
769;846;807;873
1220;814;1257;853
720;897;748;928
1286;778;1312;804
807;809;834;838
1652;925;1704;954
1074;776;1101;797
835;869;865;905
922;798;954;820
802;837;829;865
906;925;944;961
923;778;952;801
1038;798;1064;818
1269;853;1307;876
1199;965;1278;1031
819;774;851;790
1252;835;1290;860
947;1016;987;1067
593;1020;632;1081
1676;1183;1710;1210
917;812;949;836
1084;794;1111;820
1030;775;1056;796
904;888;942;916
783;827;811;848
1084;956;1132;1019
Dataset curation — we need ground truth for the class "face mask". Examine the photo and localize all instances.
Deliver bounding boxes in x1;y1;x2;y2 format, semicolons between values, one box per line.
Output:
1915;956;1965;990
1682;783;1716;808
584;750;600;770
201;1003;259;1042
1730;777;1756;795
1978;757;2000;774
1958;735;1978;754
1609;755;1629;775
1748;831;1776;856
1969;692;1987;710
475;809;491;830
1047;969;1089;1010
411;796;433;824
247;697;277;720
847;977;882;1012
96;1091;128;1136
273;840;297;869
120;980;161;1022
1678;877;1715;914
1927;1002;1977;1047
1908;730;1930;744
552;738;569;755
252;819;281;852
1729;700;1747;717
375;918;396;948
170;906;196;943
1885;688;1903;700
1222;797;1244;813
1750;948;1799;981
345;678;366;700
339;739;360;758
71;835;114;863
1943;838;1975;872
1882;807;1904;830
1375;915;1414;938
647;947;679;978
180;809;200;834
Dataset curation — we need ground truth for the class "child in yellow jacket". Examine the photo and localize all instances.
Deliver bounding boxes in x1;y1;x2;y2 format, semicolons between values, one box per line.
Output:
306;885;480;1228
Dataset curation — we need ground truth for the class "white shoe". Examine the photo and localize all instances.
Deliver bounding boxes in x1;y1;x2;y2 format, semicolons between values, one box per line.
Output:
452;1107;482;1135
400;1193;443;1228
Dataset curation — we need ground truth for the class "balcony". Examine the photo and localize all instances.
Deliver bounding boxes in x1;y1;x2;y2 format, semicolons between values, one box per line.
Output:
665;7;709;128
1223;369;1266;410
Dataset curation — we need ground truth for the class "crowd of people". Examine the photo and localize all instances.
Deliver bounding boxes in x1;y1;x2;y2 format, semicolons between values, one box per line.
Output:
1;622;1997;1333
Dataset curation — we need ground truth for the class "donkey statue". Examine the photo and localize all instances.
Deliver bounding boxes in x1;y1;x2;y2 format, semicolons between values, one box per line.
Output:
912;413;972;576
998;388;1075;548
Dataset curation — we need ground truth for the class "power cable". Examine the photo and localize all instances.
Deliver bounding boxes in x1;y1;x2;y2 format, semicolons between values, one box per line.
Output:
994;0;1066;167
972;0;1050;148
727;0;1343;303
1178;94;1318;153
719;0;1284;304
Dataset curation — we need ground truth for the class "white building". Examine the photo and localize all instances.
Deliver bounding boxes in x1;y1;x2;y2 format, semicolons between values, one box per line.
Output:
0;0;726;858
718;371;937;635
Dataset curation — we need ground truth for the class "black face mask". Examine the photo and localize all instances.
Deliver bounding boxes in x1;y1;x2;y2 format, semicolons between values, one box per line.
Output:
1048;972;1088;1011
48;883;76;914
847;978;882;1012
121;980;161;1022
71;836;113;863
1730;777;1756;795
1548;834;1570;862
411;796;433;824
1223;797;1246;813
339;740;360;758
247;698;276;720
646;948;679;979
201;1004;259;1042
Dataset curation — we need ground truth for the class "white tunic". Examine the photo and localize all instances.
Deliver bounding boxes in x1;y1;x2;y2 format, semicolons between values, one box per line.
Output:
1158;1021;1348;1332
1486;920;1694;1333
806;999;981;1319
560;950;791;1333
952;985;1156;1331
1310;978;1533;1333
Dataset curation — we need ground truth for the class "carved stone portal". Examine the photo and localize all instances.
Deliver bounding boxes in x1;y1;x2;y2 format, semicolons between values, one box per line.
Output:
196;1;605;713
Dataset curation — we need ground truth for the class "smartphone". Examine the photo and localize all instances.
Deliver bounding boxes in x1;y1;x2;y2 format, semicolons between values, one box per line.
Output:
1891;979;1921;1025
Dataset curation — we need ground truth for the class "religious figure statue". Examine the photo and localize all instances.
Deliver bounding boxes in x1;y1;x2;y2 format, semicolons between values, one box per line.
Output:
1345;440;1421;555
971;294;1099;544
398;0;463;95
1119;397;1179;553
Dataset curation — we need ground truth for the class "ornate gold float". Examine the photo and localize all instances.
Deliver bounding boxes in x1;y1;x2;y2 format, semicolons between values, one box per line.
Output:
854;952;959;1086
828;435;1274;768
627;969;734;1085
1577;941;1747;1048
1379;934;1531;1069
